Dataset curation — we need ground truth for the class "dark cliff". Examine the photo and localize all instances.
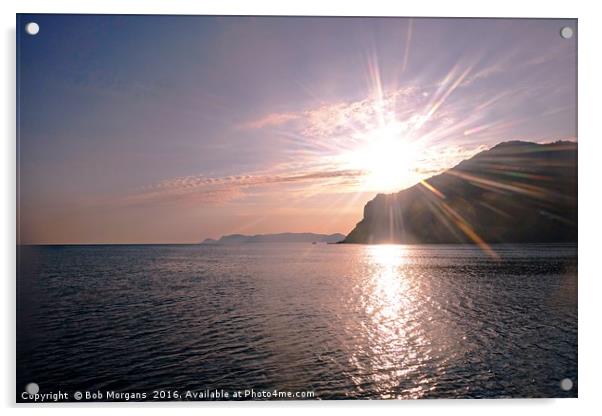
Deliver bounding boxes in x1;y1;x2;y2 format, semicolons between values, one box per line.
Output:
343;141;577;244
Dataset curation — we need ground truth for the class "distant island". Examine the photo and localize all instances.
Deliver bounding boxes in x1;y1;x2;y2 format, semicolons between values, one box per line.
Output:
343;140;577;244
201;232;346;245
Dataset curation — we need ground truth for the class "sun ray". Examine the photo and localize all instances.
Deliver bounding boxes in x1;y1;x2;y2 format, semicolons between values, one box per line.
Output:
401;19;414;73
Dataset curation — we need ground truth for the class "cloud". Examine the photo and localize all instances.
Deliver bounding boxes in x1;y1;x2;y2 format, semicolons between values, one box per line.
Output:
122;186;244;206
238;112;301;130
124;168;366;207
239;86;423;138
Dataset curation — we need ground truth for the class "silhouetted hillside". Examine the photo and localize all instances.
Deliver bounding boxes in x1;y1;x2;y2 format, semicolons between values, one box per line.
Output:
202;232;346;244
343;141;577;244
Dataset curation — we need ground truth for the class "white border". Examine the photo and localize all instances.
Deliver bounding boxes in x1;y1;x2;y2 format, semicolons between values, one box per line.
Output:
3;1;601;415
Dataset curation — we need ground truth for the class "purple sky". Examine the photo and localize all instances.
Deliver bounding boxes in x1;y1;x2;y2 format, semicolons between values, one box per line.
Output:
18;15;576;244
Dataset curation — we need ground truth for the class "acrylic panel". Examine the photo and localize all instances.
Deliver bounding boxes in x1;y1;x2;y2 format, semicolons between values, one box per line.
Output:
16;14;577;402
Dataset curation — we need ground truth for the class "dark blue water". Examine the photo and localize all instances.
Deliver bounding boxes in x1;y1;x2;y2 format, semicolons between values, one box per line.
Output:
17;243;577;400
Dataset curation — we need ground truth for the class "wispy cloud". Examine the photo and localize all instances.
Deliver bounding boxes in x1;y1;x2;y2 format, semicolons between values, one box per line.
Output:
238;112;301;130
239;86;422;138
122;168;366;206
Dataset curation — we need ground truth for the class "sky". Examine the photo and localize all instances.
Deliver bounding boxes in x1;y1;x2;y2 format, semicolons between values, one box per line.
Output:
17;15;577;244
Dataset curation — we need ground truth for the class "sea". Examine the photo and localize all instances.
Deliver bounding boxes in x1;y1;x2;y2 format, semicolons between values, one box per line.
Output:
17;243;577;400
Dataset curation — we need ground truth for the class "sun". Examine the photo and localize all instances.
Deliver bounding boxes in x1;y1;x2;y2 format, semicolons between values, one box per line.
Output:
342;122;420;193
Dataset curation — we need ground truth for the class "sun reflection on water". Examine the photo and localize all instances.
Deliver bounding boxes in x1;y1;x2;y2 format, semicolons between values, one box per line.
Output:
348;244;436;399
366;245;410;324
